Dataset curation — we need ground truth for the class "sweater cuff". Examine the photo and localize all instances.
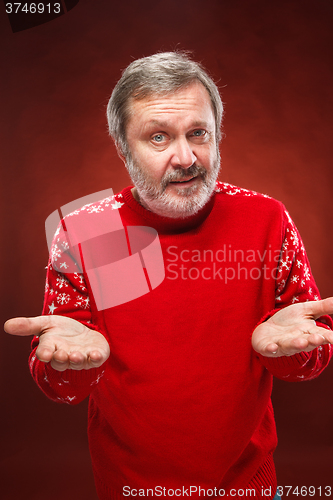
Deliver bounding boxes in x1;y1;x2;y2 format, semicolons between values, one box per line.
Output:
257;350;310;378
30;347;106;404
44;360;105;387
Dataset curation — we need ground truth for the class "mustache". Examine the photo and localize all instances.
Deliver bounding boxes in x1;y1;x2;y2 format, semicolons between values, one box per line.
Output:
161;164;207;190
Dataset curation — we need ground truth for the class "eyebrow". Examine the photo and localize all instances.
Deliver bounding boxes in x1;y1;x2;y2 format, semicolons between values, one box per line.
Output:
145;120;211;131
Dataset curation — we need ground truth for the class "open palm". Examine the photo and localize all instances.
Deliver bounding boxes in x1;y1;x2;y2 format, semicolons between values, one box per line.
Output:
5;315;110;371
252;298;333;357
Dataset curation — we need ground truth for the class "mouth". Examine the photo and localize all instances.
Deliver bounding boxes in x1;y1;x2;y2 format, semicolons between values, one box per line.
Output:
169;176;197;185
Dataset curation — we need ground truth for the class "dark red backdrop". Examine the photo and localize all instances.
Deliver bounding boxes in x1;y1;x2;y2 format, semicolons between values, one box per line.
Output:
1;1;332;499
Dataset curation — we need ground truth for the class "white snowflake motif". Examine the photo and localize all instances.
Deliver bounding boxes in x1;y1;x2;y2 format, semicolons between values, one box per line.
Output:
308;287;312;295
51;244;62;262
74;273;86;291
56;276;69;289
276;278;286;294
226;189;240;196
56;293;71;305
280;259;291;271
65;209;81;218
111;200;124;209
48;301;57;314
282;239;289;251
44;374;49;384
291;275;299;284
289;229;299;248
314;295;319;301
217;182;260;198
59;262;69;269
301;279;306;287
296;260;303;268
102;195;115;207
61;241;69;251
74;272;85;284
87;205;104;214
291;296;299;303
303;264;311;281
75;295;90;309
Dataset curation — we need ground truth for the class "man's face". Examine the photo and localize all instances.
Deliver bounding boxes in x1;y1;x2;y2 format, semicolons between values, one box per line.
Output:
124;82;220;218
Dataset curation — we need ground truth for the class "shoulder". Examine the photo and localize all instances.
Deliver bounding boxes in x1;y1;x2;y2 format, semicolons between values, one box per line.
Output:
48;190;127;272
214;181;284;212
215;181;271;200
213;182;289;235
62;191;125;220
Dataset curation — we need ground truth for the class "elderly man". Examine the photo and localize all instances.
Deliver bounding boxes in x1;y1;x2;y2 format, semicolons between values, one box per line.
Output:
5;52;333;500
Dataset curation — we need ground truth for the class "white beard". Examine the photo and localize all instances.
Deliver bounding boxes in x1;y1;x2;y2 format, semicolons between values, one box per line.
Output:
125;153;220;219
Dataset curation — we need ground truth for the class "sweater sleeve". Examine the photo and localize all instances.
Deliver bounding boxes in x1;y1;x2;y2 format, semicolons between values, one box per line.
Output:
257;207;333;381
29;222;106;405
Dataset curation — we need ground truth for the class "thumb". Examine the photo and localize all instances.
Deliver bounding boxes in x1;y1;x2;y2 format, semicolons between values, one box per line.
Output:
302;297;333;320
4;316;52;337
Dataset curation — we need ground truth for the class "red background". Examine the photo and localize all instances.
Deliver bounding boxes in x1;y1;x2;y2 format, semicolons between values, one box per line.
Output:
1;1;332;499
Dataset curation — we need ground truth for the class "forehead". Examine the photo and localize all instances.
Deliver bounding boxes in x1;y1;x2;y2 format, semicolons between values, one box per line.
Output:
127;82;215;131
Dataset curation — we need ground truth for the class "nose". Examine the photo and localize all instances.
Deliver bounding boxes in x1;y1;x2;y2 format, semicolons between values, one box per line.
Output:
170;138;197;169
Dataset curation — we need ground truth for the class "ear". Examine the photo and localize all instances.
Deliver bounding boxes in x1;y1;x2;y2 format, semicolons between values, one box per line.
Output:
115;143;127;166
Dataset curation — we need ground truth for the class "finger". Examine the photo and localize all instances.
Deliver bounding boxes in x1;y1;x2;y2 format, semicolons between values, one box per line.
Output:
36;345;56;363
36;333;60;362
272;330;329;356
259;342;279;357
257;334;310;357
87;350;107;368
301;297;333;320
4;316;54;337
50;350;71;372
303;332;332;350
68;351;87;370
69;350;107;370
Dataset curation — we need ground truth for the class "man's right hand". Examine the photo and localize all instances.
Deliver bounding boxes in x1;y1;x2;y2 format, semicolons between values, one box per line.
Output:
4;316;110;371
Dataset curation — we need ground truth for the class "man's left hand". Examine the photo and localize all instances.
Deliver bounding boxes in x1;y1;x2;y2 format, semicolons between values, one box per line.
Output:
252;297;333;357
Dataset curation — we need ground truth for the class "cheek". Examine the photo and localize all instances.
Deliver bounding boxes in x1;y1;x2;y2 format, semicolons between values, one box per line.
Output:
136;155;167;184
143;153;170;178
197;148;216;167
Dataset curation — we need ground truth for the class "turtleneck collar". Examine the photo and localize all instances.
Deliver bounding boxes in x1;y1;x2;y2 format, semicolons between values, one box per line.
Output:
122;186;216;234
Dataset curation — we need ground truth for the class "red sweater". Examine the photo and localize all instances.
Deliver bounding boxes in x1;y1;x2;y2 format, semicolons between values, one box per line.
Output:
30;182;332;500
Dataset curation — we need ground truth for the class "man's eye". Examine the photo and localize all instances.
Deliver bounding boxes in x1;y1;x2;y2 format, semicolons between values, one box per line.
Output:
192;130;206;137
152;134;166;142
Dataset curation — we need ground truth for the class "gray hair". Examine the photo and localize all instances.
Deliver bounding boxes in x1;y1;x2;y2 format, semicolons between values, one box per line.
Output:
107;52;224;156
